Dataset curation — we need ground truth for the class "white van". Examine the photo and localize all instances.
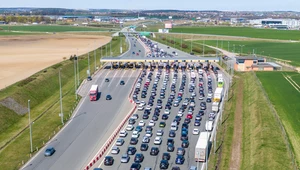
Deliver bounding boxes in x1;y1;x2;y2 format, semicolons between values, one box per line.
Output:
205;121;213;131
170;122;178;131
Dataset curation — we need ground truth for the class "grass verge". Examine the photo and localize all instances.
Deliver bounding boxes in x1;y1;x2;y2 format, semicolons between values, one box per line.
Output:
0;35;127;170
0;25;112;32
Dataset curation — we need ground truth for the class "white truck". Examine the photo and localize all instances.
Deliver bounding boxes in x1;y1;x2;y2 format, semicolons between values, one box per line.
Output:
205;121;214;131
191;71;196;79
195;132;211;162
213;87;223;102
217;73;223;81
212;102;219;112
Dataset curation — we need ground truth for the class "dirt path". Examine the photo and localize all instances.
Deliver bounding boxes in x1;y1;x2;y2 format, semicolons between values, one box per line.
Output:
229;77;244;170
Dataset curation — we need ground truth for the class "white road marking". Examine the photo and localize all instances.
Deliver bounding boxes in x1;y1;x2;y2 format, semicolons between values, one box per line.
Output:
108;70;119;87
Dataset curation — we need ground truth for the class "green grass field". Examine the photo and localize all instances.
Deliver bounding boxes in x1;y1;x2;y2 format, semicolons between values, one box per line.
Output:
201;40;300;66
256;72;300;168
0;25;110;33
170;27;300;40
0;36;127;170
0;31;39;35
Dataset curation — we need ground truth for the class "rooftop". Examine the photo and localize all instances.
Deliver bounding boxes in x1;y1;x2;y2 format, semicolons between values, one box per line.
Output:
236;56;265;60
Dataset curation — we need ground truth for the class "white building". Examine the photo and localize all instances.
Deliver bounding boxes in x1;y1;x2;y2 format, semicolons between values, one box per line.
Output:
249;18;300;29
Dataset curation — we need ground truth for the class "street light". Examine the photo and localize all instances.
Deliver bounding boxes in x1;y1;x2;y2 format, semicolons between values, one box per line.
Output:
76;49;79;87
28;99;33;153
180;31;183;51
190;35;193;53
228;41;230;52
73;56;78;100
233;44;235;53
59;68;64;125
239;45;245;55
88;52;90;77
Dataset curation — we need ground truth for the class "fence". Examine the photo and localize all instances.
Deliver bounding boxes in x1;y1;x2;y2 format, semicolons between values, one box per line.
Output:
252;71;298;170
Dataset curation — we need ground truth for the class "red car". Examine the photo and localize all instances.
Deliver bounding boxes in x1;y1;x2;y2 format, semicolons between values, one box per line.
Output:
136;53;139;55
198;83;203;87
186;114;193;119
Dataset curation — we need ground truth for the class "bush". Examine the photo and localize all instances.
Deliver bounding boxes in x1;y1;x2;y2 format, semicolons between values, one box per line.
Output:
181;44;188;49
192;47;203;53
161;37;166;41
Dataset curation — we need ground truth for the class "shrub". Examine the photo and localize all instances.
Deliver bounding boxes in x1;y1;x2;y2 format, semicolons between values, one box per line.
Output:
181;44;188;49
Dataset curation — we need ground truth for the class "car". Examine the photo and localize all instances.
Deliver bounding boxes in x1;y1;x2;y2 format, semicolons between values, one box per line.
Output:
132;51;135;54
140;143;148;151
193;128;200;135
166;143;174;152
156;129;164;136
146;126;153;131
175;155;185;164
120;80;125;85
130;163;141;170
143;114;149;119
111;146;120;154
159;121;166;127
119;130;127;137
177;147;185;156
132;131;140;138
206;98;212;103
87;76;92;81
152;115;158;121
44;147;55;156
135;126;143;132
154;136;162;145
121;154;130;163
172;166;181;170
130;137;138;145
181;133;188;141
194;120;201;126
162;152;171;160
181;140;189;148
116;138;124;146
127;146;137;155
138;120;145;126
144;167;152;170
105;78;109;82
162;114;169;120
126;124;134;131
148;120;155;126
129;118;136;125
142;136;150;143
134;153;144;163
132;114;139;119
189;166;197;170
160;160;169;169
164;109;170;114
104;156;114;166
145;130;153;137
169;130;176;137
150;147;159;156
184;118;191;124
106;94;112;100
187;114;193;119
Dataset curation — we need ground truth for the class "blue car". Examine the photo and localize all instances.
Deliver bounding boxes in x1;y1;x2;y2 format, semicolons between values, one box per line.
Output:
132;51;135;54
135;126;143;132
44;147;55;156
175;155;185;164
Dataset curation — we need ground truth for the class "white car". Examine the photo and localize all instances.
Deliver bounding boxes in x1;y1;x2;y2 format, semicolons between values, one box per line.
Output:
156;129;164;136
148;120;155;127
145;130;153;137
126;124;134;131
142;136;150;143
193;128;200;135
154;136;162;145
138;120;145;126
145;105;152;111
111;146;120;154
137;105;144;111
132;131;140;138
119;130;127;137
140;101;146;106
164;109;170;115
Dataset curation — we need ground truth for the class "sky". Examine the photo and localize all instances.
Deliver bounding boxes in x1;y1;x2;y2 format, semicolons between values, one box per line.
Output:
0;0;299;11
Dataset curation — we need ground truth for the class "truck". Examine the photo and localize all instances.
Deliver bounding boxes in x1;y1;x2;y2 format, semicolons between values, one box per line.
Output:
217;73;223;81
89;85;98;101
195;132;211;162
205;120;214;131
212;102;220;112
191;71;196;79
213;87;223;102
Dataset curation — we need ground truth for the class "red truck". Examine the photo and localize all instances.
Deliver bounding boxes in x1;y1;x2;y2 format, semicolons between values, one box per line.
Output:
89;85;98;101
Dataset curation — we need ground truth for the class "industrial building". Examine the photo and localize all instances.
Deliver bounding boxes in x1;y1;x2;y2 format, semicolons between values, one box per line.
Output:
234;56;282;71
249;18;300;29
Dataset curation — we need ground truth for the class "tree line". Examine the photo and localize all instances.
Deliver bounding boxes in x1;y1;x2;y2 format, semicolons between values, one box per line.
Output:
0;16;51;23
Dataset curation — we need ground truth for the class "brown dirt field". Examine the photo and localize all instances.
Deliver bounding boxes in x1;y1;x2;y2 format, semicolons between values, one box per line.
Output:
229;77;243;170
0;34;111;89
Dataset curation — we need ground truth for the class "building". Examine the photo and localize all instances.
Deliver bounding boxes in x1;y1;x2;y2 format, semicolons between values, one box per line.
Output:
249;18;300;29
234;56;282;71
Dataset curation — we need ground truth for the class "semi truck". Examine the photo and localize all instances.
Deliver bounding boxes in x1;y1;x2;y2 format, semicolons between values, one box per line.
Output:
213;87;223;102
89;85;98;101
195;132;211;162
212;102;220;112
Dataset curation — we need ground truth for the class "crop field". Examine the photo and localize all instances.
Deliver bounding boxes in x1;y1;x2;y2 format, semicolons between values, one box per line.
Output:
256;72;300;167
0;25;110;32
170;27;300;40
201;40;300;66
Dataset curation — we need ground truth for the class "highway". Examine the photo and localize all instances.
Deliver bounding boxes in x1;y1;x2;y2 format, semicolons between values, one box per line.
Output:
97;68;216;170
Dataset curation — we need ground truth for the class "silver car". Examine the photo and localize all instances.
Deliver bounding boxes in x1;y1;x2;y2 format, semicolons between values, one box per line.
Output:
111;146;120;154
121;154;130;163
116;138;124;146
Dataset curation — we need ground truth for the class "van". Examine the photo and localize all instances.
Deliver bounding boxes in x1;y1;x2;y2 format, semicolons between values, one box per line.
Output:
170;122;178;131
205;120;213;131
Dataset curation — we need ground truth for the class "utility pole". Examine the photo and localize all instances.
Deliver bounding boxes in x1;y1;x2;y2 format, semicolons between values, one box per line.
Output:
94;50;96;72
180;32;183;51
239;45;245;55
228;41;230;52
74;56;77;100
190;35;193;54
173;36;175;48
88;52;90;77
233;44;235;53
110;40;112;56
120;35;123;54
203;40;205;57
76;49;79;87
59;68;64;125
28;100;33;153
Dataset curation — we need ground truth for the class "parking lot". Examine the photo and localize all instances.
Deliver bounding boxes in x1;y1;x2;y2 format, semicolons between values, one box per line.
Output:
99;66;216;170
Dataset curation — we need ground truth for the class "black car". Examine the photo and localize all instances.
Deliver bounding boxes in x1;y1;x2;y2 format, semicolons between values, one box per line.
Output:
145;126;153;131
120;80;125;85
143;114;149;119
134;153;144;163
181;140;189;148
162;152;171;160
194;120;201;126
127;146;137;155
162;114;169;120
181;133;188;141
160;160;169;169
106;95;112;100
87;76;92;81
105;78;109;82
130;138;138;145
206;98;212;103
104;156;114;166
169;130;176;138
152;115;158;121
150;147;159;156
167;144;175;152
130;163;141;170
140;143;148;151
184;118;190;124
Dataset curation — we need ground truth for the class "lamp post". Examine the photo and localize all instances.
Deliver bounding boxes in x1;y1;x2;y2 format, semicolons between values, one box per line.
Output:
59;68;64;125
106;44;108;57
239;45;245;55
76;49;79;87
74;56;77;100
110;39;112;56
203;40;205;57
181;31;183;51
233;44;235;53
228;41;230;52
94;49;96;72
190;35;193;54
28;100;33;153
88;52;90;77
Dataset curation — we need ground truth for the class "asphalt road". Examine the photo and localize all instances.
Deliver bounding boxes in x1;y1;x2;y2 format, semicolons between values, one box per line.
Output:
98;68;217;170
23;70;140;170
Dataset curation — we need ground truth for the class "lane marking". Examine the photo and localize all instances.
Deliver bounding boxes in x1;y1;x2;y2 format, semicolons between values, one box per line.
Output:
108;70;119;87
